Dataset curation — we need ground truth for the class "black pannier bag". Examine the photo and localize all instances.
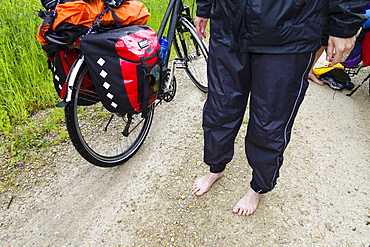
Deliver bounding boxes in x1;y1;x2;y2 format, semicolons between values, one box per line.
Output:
80;25;161;116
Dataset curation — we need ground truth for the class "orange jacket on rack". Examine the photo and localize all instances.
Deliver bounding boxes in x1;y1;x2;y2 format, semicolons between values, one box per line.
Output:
36;0;150;45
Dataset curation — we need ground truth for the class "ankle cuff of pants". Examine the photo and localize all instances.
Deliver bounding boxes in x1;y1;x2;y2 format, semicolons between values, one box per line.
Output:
209;165;225;174
250;181;269;194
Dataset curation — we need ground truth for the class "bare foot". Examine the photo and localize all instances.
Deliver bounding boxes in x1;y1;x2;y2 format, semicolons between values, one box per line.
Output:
232;188;264;216
191;171;224;196
308;71;324;85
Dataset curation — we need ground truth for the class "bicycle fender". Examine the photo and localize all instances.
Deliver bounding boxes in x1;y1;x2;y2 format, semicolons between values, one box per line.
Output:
65;55;86;104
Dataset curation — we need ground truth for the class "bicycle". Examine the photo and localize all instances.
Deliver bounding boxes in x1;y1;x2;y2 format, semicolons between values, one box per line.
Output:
61;0;208;167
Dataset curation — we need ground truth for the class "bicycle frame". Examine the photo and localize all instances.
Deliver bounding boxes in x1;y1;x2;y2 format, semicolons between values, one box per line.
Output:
157;0;193;67
154;0;201;96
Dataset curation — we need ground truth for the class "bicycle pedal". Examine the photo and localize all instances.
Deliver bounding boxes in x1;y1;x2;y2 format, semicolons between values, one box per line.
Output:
174;60;186;69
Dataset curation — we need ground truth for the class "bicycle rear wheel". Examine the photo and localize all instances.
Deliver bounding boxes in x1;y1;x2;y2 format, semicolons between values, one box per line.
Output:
65;59;154;167
174;17;208;92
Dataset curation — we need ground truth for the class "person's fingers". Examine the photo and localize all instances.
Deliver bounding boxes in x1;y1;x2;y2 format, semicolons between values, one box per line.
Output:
194;16;208;40
327;36;355;66
198;22;206;39
326;40;335;63
329;52;351;66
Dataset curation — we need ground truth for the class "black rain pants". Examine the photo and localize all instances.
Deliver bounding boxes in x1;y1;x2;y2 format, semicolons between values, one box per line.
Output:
203;37;314;194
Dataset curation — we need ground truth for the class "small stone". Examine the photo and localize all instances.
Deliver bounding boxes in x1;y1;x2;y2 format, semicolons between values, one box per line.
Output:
325;223;332;231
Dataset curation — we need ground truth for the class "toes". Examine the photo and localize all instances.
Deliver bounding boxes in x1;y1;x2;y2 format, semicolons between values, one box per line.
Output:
232;207;242;215
192;181;198;188
233;206;252;216
192;185;205;196
240;208;247;216
192;186;200;194
191;181;199;191
195;188;205;196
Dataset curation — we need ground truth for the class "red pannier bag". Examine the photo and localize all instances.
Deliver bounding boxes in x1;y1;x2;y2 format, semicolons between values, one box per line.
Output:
362;31;370;66
80;25;161;116
49;48;97;105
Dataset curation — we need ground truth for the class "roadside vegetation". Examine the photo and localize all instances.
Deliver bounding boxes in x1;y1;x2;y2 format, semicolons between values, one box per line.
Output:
0;0;61;191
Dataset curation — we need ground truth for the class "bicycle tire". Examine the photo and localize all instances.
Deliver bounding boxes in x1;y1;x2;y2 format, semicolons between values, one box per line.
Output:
65;59;154;167
174;17;208;93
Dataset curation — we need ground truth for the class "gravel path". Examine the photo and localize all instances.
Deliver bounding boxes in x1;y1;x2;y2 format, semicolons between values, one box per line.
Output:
1;67;369;246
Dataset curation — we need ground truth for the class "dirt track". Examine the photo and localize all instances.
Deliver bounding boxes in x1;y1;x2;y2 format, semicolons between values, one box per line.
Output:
0;67;370;246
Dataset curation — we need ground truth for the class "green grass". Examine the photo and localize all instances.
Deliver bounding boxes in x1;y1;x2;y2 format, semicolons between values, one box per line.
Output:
0;0;198;191
0;0;62;188
144;0;197;33
0;1;57;131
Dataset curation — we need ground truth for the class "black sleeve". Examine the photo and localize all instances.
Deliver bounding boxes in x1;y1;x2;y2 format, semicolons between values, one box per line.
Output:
196;0;212;18
329;0;369;38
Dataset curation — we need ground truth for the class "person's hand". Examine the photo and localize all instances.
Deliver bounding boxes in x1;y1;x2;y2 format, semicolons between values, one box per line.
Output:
194;16;208;40
326;35;356;66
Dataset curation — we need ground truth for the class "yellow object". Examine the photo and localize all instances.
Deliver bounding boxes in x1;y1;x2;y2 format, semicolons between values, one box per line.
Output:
312;62;344;77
